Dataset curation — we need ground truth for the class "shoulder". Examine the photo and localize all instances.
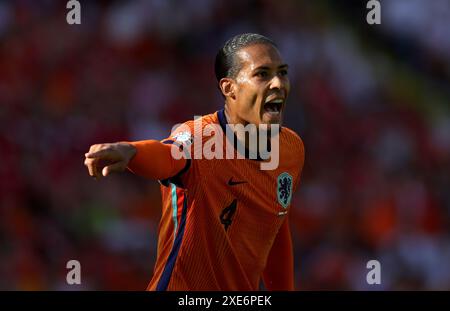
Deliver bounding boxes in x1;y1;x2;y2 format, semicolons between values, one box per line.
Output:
166;111;219;148
172;112;219;134
281;126;305;156
280;127;305;188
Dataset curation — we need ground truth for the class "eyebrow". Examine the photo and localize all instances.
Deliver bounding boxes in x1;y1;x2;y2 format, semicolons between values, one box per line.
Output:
253;64;289;71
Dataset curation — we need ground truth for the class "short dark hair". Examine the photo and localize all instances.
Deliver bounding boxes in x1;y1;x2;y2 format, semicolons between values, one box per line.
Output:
214;33;277;82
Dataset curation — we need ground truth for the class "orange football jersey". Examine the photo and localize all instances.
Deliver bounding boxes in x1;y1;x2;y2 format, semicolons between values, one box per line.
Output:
147;109;305;290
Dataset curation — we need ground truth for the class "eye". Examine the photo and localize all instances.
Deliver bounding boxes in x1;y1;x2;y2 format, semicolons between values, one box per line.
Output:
279;69;288;76
256;71;269;78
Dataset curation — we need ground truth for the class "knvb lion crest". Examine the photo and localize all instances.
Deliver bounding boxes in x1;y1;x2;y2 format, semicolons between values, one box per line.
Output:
277;172;293;209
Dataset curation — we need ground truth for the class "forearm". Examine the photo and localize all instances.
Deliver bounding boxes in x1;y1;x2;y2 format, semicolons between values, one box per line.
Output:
127;140;187;180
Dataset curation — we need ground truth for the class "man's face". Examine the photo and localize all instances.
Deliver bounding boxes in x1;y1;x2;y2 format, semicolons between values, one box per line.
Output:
231;43;290;125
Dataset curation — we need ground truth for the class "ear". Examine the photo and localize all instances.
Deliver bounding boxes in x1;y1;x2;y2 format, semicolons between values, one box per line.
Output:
219;78;236;100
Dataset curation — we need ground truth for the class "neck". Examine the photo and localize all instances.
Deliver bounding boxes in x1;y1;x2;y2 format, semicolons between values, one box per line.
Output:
224;103;246;126
223;104;268;152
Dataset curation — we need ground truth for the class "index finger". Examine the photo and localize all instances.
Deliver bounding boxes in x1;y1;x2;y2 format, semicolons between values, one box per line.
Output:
85;149;111;159
84;157;99;178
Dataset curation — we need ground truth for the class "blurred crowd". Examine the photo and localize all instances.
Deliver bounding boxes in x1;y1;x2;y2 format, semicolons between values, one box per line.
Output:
0;0;449;290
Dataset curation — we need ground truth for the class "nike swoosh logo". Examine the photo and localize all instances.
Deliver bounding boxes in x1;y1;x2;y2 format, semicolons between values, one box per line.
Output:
228;178;248;186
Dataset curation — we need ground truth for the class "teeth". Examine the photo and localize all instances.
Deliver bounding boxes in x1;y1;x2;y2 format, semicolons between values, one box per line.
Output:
264;98;283;116
267;99;283;104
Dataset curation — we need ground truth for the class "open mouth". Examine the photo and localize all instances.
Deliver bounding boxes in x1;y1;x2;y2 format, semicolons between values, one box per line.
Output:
263;98;283;115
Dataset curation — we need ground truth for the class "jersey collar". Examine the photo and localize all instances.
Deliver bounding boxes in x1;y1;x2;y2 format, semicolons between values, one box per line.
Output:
217;109;274;161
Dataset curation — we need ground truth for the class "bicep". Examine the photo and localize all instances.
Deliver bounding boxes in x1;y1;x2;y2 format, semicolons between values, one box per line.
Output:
127;140;187;180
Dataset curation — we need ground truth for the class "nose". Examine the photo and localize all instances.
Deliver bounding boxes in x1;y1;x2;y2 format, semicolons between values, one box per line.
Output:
269;75;285;91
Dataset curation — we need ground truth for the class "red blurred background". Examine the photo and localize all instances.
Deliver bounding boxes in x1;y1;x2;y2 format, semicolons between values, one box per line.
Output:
0;0;449;290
